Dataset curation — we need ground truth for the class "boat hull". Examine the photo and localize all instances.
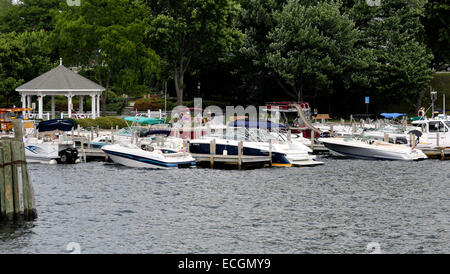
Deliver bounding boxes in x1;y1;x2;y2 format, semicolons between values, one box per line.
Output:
102;145;196;169
320;138;427;161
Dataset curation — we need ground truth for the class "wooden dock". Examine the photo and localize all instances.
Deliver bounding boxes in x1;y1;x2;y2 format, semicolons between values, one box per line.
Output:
420;147;450;160
189;139;272;169
191;153;272;169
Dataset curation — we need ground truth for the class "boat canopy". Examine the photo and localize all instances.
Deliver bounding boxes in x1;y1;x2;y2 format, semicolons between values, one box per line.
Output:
380;113;408;119
37;119;74;132
124;116;164;125
143;129;171;137
228;120;286;129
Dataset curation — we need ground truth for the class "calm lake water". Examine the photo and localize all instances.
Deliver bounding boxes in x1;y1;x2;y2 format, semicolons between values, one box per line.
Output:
0;155;449;253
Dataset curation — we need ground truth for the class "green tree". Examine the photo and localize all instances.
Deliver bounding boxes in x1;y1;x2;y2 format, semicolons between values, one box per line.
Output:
52;0;160;115
0;30;53;107
233;0;286;103
265;0;365;102
422;0;450;69
349;0;433;111
0;0;61;33
145;0;242;105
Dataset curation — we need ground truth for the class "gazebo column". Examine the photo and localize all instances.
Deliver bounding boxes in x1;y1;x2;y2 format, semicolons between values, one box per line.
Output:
51;96;56;119
27;95;32;115
38;95;44;119
21;94;26;109
67;95;73;118
79;95;84;113
96;94;101;117
91;94;96;119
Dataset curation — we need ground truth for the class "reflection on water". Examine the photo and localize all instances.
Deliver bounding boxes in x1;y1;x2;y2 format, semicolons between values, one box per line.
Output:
0;155;449;254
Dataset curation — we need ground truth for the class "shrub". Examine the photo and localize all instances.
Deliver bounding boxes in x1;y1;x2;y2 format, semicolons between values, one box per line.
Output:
134;95;164;111
74;117;128;130
76;118;97;129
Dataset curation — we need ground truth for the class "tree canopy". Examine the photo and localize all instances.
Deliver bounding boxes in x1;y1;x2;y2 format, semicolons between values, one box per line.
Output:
0;0;446;115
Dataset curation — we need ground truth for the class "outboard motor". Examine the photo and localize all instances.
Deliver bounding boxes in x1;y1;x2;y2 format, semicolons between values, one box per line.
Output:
58;147;79;164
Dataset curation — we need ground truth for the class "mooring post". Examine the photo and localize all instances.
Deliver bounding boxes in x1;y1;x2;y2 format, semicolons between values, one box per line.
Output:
238;140;243;170
384;133;389;143
269;140;272;167
1;137;14;221
80;137;85;163
96;125;99;137
88;134;91;149
310;131;314;151
210;139;215;169
11;140;24;220
0;147;6;219
330;125;334;137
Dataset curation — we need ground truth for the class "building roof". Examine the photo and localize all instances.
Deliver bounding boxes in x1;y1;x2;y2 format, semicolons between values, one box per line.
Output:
16;62;105;94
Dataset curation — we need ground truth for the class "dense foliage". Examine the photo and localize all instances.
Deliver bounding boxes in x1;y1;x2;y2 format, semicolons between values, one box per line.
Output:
0;0;448;115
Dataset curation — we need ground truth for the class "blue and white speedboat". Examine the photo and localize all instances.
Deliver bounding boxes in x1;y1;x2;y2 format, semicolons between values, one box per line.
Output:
189;125;323;167
101;143;196;169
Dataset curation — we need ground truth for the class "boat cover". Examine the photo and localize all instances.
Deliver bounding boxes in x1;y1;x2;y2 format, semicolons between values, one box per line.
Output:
36;119;74;132
143;129;171;137
380;113;408;119
124;116;164;125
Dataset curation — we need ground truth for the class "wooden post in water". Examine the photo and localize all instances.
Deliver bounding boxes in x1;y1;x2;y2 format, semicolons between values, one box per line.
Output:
269;140;272;167
210;139;216;169
80;137;85;163
0;147;5;219
330;125;334;137
238;140;243;170
310;131;314;151
0;120;37;221
1;137;14;221
384;133;389;143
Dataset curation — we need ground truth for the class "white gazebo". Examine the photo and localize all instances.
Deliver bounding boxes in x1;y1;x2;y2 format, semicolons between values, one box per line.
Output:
15;59;105;120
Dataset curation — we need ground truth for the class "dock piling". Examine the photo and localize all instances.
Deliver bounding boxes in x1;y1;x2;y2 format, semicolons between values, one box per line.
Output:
210;139;216;169
238;141;243;170
0;120;37;221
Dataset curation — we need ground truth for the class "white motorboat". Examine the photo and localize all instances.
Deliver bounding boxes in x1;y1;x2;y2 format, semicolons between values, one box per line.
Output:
24;119;79;164
318;137;427;161
412;119;450;149
190;125;323;167
101;143;196;169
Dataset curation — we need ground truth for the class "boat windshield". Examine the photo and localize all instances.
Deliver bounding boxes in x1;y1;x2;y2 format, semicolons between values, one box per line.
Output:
115;126;149;137
445;121;450;130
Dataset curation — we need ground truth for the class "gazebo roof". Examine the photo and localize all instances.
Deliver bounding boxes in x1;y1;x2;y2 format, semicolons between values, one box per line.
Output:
16;61;105;95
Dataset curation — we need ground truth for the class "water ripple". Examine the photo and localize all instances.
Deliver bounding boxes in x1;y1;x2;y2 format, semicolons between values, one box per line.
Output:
0;156;449;254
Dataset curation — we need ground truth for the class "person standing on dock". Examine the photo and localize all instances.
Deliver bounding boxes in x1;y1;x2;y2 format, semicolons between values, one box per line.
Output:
418;107;425;118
